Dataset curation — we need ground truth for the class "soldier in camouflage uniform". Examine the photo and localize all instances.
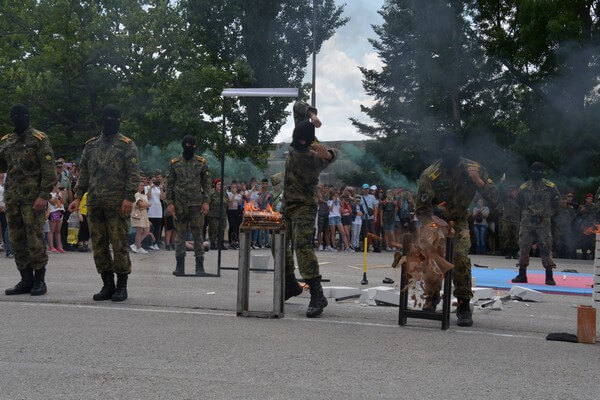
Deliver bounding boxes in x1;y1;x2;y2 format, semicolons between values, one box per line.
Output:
576;194;597;259
1;104;57;296
208;178;228;250
292;100;321;127
166;135;211;276
512;162;561;285
499;184;520;259
553;197;575;259
416;132;499;327
283;120;337;318
70;105;140;302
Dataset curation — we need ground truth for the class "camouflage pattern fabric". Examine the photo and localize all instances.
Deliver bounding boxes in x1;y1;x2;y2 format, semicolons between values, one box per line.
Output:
282;146;337;279
75;134;140;207
553;205;575;258
208;215;226;246
87;205;131;274
577;203;596;254
174;206;204;258
208;189;228;218
416;157;499;299
499;187;520;252
292;101;317;126
165;155;211;209
6;205;47;271
0;127;56;271
516;179;560;269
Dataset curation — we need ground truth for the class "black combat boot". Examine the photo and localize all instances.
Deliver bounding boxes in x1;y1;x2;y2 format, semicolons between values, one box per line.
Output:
111;273;128;302
195;256;206;276
545;268;556;286
5;267;34;295
173;256;185;276
511;267;528;283
284;274;303;301
456;298;473;327
422;291;441;312
30;267;47;296
305;276;328;318
93;272;115;301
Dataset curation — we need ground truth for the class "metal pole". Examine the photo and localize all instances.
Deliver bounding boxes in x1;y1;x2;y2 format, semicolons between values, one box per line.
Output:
217;97;226;277
311;0;317;107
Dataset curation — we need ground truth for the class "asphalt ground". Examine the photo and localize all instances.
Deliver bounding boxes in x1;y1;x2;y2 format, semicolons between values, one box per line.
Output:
1;248;598;399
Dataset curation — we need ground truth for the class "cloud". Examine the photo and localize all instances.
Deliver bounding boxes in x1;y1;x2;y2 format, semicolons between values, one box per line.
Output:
276;0;384;143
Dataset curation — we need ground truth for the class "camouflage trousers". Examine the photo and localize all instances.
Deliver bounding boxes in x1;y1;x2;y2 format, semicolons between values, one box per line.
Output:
6;202;48;271
175;206;204;258
88;206;132;274
208;216;225;246
424;219;473;299
518;224;555;270
283;210;319;280
499;219;519;251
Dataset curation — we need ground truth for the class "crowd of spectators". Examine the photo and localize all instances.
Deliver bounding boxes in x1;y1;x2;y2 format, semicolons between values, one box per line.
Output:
1;162;598;261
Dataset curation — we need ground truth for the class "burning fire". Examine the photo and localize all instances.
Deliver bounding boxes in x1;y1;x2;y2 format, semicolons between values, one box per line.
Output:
583;224;600;235
241;202;284;228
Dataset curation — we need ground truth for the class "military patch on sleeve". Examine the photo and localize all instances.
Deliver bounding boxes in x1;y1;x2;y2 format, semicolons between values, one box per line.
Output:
131;157;137;164
420;193;429;202
118;134;132;144
196;155;206;163
45;154;52;161
487;178;493;184
519;182;528;190
429;168;441;181
33;132;45;141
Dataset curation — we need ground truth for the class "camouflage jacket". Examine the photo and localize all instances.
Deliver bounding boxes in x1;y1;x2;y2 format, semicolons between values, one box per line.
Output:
292;101;317;126
553;206;575;231
577;203;597;227
282;146;338;217
165;155;211;209
208;189;228;218
75;133;140;207
516;179;560;228
416;158;499;223
0;127;56;205
499;186;520;223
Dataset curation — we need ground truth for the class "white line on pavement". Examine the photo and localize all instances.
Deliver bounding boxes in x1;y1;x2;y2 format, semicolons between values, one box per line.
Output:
7;300;543;341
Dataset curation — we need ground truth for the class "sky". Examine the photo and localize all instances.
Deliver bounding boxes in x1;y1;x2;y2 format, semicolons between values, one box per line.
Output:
275;0;385;143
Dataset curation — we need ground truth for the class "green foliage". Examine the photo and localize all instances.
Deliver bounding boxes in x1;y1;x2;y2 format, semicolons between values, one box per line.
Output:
354;0;600;195
0;0;347;165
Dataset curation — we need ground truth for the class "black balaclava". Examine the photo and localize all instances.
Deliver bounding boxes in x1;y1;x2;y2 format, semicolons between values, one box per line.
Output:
291;120;315;150
101;104;121;136
531;161;545;182
439;131;461;169
10;103;30;135
182;135;196;160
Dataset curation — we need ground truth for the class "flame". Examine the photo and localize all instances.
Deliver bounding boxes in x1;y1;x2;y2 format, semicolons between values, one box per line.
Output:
583;224;600;235
241;201;283;226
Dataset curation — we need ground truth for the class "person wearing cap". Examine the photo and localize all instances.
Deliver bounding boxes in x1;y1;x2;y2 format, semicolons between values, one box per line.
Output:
208;178;228;251
360;183;380;252
165;135;211;276
416;131;499;327
282;120;338;318
576;193;597;260
498;177;520;259
512;162;561;285
1;103;57;296
70;104;140;302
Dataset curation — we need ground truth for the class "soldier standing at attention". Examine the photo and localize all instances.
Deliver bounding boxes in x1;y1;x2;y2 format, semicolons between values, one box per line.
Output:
166;135;211;276
282;120;337;318
208;178;228;250
511;162;561;285
416;132;499;327
553;196;576;259
1;104;57;296
576;193;597;259
69;104;140;302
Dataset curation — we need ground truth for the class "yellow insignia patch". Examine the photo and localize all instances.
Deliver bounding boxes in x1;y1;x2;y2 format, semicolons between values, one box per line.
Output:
33;132;45;141
1;134;9;141
196;155;206;163
171;157;180;164
544;180;555;188
487;178;493;184
118;135;132;144
131;157;137;164
45;155;52;161
519;182;528;190
429;169;441;181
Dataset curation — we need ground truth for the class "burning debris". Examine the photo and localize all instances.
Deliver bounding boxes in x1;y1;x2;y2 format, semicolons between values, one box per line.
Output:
241;202;285;230
391;216;454;308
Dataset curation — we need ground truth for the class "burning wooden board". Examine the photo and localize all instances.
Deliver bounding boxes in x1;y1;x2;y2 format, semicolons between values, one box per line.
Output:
241;202;285;230
391;216;454;308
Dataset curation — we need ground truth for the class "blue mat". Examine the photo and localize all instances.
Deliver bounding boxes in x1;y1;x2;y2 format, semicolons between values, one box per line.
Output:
471;267;593;295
